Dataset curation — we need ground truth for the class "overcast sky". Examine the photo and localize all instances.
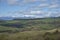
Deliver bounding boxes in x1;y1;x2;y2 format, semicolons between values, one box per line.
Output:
0;0;60;18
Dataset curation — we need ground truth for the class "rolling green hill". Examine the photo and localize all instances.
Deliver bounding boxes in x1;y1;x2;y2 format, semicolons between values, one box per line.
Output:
0;17;60;40
0;17;60;32
0;30;60;40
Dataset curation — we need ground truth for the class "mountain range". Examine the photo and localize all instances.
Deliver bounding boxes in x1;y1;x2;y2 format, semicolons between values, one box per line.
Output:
0;16;60;20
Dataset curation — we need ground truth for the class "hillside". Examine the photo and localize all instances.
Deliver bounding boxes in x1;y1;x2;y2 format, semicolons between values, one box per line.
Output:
0;17;60;40
0;29;60;40
0;17;60;33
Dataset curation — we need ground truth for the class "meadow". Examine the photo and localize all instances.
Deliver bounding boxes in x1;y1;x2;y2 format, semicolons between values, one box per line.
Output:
0;17;60;40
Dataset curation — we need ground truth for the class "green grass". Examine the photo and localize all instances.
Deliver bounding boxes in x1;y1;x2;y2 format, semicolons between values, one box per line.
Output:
0;17;60;32
0;17;60;40
0;30;60;40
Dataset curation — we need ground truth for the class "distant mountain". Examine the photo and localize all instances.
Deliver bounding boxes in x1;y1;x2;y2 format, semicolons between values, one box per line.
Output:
0;17;14;20
0;16;60;20
0;16;39;20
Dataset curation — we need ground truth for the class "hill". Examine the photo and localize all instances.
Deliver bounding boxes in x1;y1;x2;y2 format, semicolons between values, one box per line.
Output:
0;17;60;40
0;30;60;40
0;17;60;33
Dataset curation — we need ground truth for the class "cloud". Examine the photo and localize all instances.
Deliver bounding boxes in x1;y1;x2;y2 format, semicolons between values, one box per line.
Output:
50;0;59;4
0;0;60;18
38;3;49;8
23;0;37;3
23;0;47;3
30;11;42;14
1;10;60;18
43;12;60;17
3;0;38;5
0;0;47;5
6;0;19;5
49;4;60;8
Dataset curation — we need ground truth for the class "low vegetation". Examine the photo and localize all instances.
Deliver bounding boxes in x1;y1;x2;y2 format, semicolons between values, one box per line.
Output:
0;17;60;40
0;30;60;40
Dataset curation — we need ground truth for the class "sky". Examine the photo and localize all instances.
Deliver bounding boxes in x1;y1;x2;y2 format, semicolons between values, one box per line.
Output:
0;0;60;18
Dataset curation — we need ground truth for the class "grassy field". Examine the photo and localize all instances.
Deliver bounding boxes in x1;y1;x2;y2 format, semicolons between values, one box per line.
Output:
0;29;60;40
0;17;60;32
0;17;60;40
